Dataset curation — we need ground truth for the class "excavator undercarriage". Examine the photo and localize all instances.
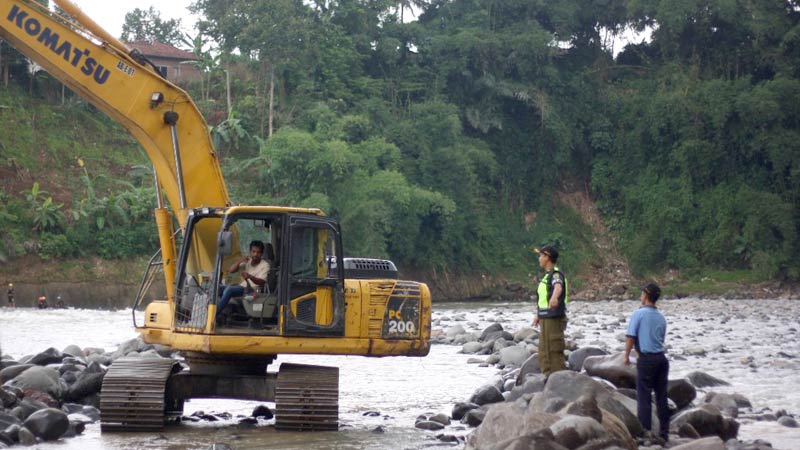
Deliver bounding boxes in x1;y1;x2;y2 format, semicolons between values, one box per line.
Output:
100;356;339;431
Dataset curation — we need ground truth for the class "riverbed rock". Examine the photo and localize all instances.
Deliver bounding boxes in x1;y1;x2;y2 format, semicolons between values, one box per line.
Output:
452;402;480;421
28;348;64;366
671;404;738;440
507;374;546;402
777;415;798;427
703;392;739;417
469;385;504;406
415;420;445;430
669;436;725;450
567;347;608;372
0;413;22;431
549;414;606;449
513;328;537;343
515;354;542;385
462;342;483;354
10;398;49;421
530;370;644;438
668;379;697;410
480;323;504;340
23;408;68;441
583;352;637;389
560;394;603;423
61;345;84;359
64;372;105;402
466;401;560;450
17;426;36;446
686;371;730;388
7;366;64;400
22;389;58;408
251;405;273;419
463;408;487;427
499;346;530;368
0;389;17;409
0;365;34;384
446;325;466;339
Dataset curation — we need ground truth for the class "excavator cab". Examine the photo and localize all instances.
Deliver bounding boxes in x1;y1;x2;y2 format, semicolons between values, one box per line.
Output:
172;208;345;337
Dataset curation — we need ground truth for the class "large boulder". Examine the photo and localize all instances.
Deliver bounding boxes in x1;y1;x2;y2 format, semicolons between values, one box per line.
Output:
0;413;22;430
568;347;608;372
507;375;546;402
703;392;739;417
685;371;729;388
7;366;64;400
515;354;542;385
489;429;568;450
470;385;505;406
668;379;697;410
465;401;560;450
669;436;725;450
29;348;64;366
548;414;606;449
23;408;69;441
560;395;602;423
64;372;105;402
479;323;504;341
0;388;18;409
671;404;739;440
0;365;34;384
61;345;85;359
452;402;480;421
10;398;49;421
462;342;483;354
582;352;637;389
499;346;530;368
445;325;466;339
530;371;644;438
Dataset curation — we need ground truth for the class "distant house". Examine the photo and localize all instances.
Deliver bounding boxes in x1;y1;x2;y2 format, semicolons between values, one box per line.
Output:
125;40;202;83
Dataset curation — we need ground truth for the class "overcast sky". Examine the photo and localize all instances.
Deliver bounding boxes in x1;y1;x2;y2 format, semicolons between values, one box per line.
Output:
71;0;197;39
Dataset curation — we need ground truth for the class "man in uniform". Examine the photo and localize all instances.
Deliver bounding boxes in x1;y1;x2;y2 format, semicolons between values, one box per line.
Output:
532;245;568;377
624;283;669;442
6;283;15;308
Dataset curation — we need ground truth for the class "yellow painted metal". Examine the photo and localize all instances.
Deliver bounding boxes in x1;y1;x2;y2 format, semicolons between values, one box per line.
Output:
138;279;432;357
0;0;230;275
1;0;433;361
143;301;172;329
153;208;176;302
315;287;333;325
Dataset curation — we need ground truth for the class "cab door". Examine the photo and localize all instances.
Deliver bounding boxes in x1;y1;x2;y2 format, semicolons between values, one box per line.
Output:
282;216;345;336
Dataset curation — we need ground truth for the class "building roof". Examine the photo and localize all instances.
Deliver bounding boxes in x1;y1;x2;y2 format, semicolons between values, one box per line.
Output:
126;40;201;61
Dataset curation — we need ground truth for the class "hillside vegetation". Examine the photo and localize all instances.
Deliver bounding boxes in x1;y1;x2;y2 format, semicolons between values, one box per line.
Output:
1;0;799;292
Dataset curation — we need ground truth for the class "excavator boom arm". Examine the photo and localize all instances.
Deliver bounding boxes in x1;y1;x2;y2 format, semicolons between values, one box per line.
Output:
0;0;231;218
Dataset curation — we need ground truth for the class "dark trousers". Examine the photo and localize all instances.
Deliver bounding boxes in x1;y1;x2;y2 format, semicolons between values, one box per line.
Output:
538;316;567;377
636;352;670;438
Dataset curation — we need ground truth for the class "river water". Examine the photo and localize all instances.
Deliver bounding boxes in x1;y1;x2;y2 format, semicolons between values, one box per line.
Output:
1;299;799;450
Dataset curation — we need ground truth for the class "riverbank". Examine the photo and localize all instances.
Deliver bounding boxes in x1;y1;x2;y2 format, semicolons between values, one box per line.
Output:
426;298;800;450
1;257;798;309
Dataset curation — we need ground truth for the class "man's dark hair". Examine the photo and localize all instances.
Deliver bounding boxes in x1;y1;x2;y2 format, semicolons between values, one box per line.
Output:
642;283;661;302
249;240;265;252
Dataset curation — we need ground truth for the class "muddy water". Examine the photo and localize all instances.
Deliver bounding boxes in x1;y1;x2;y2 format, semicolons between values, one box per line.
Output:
1;299;800;449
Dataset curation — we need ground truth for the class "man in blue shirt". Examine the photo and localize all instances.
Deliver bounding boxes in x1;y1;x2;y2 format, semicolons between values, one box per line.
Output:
624;282;669;442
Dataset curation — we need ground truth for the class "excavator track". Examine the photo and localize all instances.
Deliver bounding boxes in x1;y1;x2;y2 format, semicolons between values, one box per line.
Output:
100;357;180;431
275;363;339;431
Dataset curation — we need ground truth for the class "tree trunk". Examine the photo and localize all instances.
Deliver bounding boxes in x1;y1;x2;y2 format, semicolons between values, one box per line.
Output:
268;65;274;138
225;62;232;118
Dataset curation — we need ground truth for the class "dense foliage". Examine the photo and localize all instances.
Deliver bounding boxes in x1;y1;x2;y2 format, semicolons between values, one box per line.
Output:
1;0;798;281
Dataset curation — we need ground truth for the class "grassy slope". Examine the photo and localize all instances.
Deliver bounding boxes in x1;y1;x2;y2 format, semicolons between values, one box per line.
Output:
0;87;787;297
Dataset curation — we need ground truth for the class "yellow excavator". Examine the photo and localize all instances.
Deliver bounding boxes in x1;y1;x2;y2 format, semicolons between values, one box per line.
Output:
0;0;431;431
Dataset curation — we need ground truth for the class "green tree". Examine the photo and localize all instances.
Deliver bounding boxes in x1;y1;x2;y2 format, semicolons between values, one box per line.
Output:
121;7;184;47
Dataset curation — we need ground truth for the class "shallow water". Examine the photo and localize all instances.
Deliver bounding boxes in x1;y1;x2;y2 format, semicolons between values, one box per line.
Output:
1;298;799;449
